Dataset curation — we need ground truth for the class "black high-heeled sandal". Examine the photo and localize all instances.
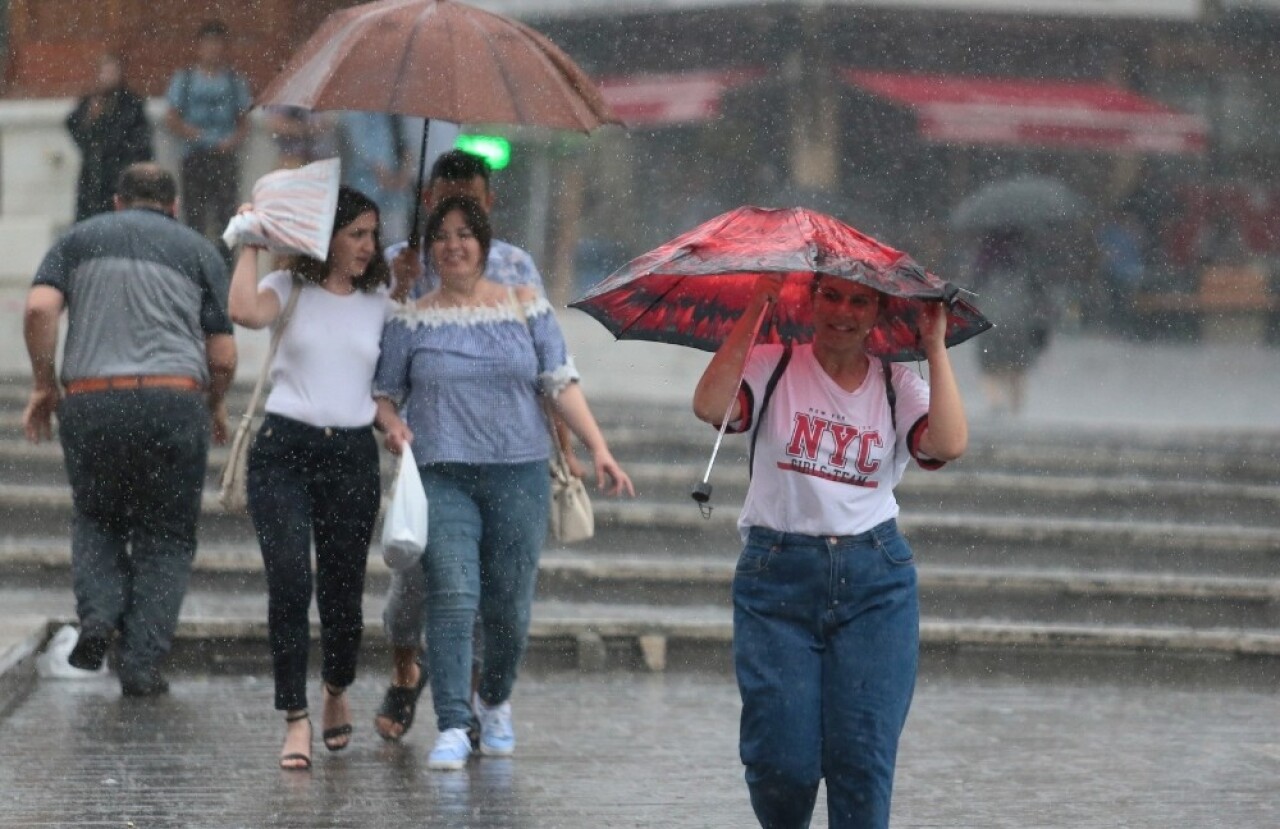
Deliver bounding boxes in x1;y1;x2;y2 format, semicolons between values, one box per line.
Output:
322;683;353;752
280;711;312;771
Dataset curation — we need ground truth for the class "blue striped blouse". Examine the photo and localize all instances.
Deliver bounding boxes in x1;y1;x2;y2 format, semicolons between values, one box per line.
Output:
373;296;579;465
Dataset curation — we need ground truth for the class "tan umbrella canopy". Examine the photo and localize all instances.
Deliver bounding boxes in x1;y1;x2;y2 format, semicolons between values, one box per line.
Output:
259;0;620;239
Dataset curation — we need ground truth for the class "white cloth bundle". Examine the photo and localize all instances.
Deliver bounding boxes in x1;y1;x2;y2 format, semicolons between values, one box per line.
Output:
222;157;340;261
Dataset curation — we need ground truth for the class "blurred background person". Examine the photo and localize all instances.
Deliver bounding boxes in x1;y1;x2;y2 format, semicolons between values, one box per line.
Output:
65;54;153;222
1095;206;1148;333
265;105;337;170
969;228;1053;417
337;111;414;244
164;19;253;242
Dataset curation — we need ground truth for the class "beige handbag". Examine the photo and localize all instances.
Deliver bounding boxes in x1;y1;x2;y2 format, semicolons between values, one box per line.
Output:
218;280;301;513
509;290;594;543
544;399;595;543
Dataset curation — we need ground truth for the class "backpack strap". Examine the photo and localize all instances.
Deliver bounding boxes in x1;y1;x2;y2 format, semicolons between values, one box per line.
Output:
881;357;897;433
748;345;792;480
881;357;900;465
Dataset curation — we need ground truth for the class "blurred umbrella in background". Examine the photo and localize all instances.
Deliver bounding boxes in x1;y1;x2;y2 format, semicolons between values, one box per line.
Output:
257;0;620;244
951;174;1089;231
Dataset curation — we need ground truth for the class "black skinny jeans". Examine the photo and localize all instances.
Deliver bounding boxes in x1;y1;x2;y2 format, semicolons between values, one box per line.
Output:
246;414;381;711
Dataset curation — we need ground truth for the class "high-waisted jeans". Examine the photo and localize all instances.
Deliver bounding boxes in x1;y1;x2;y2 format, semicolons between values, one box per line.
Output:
247;414;380;711
420;461;549;732
734;520;919;829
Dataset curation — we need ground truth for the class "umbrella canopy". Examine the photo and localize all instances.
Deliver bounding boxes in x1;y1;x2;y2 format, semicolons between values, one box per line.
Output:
570;206;991;362
257;0;619;133
951;174;1089;231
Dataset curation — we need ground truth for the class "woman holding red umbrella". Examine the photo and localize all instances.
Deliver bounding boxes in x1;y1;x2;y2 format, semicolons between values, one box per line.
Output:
692;273;968;829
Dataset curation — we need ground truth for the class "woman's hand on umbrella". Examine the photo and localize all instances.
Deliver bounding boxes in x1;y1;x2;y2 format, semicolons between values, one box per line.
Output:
751;273;785;307
919;301;948;353
593;449;636;498
390;247;423;303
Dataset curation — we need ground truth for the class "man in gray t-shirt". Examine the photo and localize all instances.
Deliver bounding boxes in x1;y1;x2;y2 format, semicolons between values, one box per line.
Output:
23;162;237;697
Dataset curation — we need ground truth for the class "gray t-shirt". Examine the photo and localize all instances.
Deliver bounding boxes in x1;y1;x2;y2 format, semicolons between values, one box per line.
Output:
33;207;232;384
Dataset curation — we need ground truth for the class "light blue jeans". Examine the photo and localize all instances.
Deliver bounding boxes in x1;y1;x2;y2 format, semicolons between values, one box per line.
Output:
420;461;549;732
734;520;919;829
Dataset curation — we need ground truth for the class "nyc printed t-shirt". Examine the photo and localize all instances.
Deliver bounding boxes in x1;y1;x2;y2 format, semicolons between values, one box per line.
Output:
729;343;943;540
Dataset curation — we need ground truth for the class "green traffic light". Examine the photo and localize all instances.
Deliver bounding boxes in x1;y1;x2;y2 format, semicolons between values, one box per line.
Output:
454;135;512;170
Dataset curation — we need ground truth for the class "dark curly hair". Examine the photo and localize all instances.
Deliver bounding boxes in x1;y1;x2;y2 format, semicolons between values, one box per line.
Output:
423;195;493;264
290;186;389;293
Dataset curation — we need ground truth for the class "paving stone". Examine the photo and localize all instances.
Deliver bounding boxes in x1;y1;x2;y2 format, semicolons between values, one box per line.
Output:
0;667;1276;828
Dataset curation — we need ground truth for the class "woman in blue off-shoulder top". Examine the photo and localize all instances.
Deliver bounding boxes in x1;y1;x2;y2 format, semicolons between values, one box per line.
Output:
373;195;634;771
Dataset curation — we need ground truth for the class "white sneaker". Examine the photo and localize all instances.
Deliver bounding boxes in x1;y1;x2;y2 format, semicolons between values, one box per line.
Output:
473;693;515;756
427;727;472;770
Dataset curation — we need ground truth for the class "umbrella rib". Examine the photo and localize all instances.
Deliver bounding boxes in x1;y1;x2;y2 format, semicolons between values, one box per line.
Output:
469;14;530;123
610;271;698;340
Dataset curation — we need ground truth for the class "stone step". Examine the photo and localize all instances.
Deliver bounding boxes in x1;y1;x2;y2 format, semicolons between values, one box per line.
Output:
6;440;1278;527
1;395;1278;485
21;603;1280;678
6;538;1278;632
4;489;1279;578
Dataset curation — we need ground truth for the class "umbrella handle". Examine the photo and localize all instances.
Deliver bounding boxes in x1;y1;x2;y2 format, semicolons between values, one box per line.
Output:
408;118;431;249
691;299;775;517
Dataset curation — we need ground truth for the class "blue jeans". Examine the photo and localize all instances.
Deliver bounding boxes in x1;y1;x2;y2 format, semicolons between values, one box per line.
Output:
247;415;381;711
420;461;549;732
58;388;208;684
734;521;919;829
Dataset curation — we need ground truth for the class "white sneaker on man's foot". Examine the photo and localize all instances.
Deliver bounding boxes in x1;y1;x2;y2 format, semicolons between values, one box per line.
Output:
427;727;472;770
473;693;515;756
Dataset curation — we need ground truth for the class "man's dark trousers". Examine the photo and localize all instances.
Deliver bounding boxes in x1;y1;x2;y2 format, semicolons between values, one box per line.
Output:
58;387;209;684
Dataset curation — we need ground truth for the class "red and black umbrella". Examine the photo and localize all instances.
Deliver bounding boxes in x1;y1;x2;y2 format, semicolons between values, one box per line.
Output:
569;206;990;362
569;206;991;512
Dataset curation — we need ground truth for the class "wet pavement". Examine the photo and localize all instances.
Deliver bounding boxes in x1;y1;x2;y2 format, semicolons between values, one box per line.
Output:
1;666;1276;828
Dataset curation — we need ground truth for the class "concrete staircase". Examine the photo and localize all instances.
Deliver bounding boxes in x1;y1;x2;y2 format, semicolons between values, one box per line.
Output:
1;379;1278;677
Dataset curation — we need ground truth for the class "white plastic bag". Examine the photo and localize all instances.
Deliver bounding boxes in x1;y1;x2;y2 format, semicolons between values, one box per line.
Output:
381;444;428;571
222;157;341;260
37;624;108;679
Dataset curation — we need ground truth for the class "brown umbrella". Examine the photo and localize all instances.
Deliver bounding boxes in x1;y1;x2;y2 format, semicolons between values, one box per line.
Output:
259;0;620;242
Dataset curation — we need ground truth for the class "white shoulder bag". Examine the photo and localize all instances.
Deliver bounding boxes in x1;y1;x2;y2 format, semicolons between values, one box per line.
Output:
218;279;302;513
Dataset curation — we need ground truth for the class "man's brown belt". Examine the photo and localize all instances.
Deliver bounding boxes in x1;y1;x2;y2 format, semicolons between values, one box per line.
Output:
64;375;203;395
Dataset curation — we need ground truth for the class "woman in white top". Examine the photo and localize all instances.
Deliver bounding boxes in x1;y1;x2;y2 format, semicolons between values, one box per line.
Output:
229;186;407;772
692;274;967;829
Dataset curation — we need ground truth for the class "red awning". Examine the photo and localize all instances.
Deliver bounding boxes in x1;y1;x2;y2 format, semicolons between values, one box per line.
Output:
843;70;1208;155
597;68;764;127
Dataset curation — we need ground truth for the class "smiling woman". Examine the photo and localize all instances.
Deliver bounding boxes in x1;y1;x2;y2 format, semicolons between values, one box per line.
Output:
371;195;635;771
692;271;968;829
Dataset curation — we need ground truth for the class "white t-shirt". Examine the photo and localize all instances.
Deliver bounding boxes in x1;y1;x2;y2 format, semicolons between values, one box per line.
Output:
729;344;944;540
260;270;394;428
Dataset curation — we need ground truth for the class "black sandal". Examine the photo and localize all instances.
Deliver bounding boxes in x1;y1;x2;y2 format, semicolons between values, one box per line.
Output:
376;660;428;742
280;711;312;771
322;683;353;752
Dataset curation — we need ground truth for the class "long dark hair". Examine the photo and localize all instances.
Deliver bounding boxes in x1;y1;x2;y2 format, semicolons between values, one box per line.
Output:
423;195;493;264
290;186;389;293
